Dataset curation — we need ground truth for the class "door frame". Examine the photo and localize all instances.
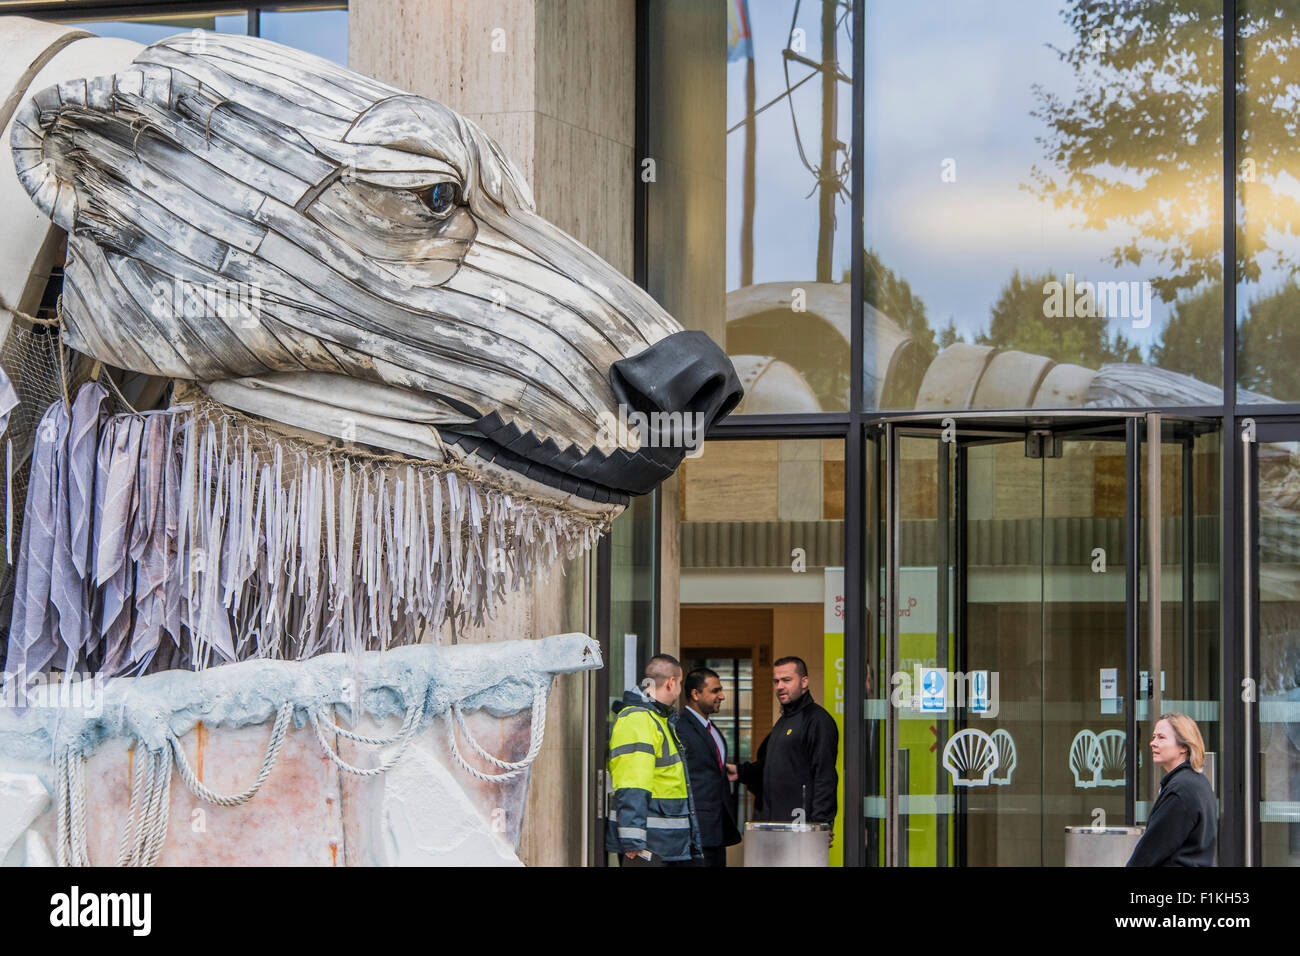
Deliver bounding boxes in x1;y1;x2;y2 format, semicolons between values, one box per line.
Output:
1242;416;1300;865
873;410;1218;865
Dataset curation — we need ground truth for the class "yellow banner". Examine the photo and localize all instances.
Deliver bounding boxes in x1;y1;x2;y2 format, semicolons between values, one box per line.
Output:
824;568;845;867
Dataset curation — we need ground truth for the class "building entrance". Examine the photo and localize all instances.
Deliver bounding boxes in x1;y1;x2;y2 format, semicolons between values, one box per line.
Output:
869;414;1221;866
1249;420;1300;866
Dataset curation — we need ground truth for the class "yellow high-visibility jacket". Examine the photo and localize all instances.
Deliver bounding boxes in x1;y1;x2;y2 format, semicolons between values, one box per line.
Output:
605;690;701;862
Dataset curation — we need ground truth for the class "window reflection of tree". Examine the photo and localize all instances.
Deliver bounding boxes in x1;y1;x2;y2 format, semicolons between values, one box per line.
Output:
1029;3;1300;395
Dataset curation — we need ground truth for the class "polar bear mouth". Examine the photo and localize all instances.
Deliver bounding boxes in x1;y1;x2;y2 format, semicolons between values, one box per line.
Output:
196;372;689;509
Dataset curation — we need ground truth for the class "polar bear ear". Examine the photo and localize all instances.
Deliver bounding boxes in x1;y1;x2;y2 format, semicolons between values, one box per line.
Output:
11;67;165;234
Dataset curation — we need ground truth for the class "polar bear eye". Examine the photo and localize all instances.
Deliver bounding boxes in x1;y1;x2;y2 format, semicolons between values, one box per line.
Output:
420;182;459;217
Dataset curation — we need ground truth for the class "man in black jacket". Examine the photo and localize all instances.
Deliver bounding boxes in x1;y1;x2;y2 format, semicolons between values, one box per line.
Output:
676;668;742;867
739;656;839;830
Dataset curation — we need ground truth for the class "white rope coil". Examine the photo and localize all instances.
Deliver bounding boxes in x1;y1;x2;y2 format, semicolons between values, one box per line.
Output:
169;701;294;807
55;748;90;867
313;707;414;746
118;745;173;867
445;682;548;782
309;701;424;777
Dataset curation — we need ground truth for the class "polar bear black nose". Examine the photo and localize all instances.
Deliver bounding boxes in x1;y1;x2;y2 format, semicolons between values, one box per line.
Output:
609;330;743;436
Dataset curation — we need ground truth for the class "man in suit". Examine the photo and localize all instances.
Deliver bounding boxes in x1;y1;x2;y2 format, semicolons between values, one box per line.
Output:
676;667;742;867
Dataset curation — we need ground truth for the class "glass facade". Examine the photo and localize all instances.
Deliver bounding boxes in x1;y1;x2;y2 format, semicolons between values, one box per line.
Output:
51;4;347;65
1237;3;1300;404
646;0;853;414
1257;436;1300;865
643;0;1300;867
865;2;1224;411
607;494;657;708
11;0;1298;870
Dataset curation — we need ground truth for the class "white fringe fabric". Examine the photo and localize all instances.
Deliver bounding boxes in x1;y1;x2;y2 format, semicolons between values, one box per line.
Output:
4;386;611;682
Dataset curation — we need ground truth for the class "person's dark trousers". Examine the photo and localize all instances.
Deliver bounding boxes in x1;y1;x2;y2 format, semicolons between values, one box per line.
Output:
663;846;727;867
620;851;665;867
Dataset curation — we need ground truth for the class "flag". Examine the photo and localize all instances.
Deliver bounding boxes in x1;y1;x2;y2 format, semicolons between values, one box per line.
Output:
727;0;753;62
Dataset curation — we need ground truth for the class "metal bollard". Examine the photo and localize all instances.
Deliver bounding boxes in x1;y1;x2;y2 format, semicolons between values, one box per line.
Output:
743;822;831;867
1064;826;1145;866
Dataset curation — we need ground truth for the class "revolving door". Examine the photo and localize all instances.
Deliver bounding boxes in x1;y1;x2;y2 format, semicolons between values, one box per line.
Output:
868;414;1222;866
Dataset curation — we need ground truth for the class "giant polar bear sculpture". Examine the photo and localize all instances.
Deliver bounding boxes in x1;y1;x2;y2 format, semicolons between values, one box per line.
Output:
0;19;741;866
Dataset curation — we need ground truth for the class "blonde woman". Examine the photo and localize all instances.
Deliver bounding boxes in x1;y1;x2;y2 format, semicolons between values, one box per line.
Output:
1126;713;1217;866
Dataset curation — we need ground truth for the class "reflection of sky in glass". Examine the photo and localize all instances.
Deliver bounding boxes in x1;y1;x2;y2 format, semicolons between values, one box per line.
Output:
73;15;249;44
862;1;1193;356
727;1;853;291
723;2;1300;367
260;9;349;66
69;9;347;66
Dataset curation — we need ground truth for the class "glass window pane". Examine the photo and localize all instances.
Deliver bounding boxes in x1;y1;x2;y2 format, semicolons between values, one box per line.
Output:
66;13;248;42
259;7;349;65
647;0;853;415
1259;440;1300;864
865;2;1224;411
609;493;656;708
1237;4;1300;404
679;437;845;858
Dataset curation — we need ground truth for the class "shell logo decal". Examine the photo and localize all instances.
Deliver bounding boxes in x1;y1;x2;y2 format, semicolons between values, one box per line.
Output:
1069;729;1126;788
941;728;1017;787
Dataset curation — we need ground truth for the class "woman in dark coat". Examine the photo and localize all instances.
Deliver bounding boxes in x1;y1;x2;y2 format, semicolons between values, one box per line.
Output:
1127;712;1217;866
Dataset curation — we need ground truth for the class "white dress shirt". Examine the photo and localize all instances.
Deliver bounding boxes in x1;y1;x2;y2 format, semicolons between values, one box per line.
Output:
686;705;727;767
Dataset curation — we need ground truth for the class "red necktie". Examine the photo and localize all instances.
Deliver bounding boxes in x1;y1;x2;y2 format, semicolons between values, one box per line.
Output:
705;720;724;768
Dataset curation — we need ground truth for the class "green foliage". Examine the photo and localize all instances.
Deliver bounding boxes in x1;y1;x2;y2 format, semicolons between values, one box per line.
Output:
938;318;962;349
978;269;1141;366
1148;284;1223;387
860;249;938;364
1239;283;1300;398
1028;3;1300;300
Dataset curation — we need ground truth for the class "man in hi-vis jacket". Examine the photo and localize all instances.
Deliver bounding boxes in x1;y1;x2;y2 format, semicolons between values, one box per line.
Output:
606;654;702;866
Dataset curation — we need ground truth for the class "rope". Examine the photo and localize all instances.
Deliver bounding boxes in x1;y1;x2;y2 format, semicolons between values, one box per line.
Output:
169;701;294;807
55;751;71;867
117;743;149;866
99;366;142;416
0;294;61;328
314;708;414;746
309;700;424;777
118;744;173;867
445;682;548;782
55;322;71;410
55;747;91;867
141;749;173;866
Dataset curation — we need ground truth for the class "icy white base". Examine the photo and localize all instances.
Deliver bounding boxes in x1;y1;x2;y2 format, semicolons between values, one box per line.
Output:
373;745;522;866
0;634;600;866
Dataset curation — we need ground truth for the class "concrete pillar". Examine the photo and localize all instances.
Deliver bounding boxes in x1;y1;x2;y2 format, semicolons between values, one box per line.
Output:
349;0;635;867
349;0;634;273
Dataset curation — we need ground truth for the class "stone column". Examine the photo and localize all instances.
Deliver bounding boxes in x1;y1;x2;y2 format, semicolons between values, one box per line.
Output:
349;0;635;866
